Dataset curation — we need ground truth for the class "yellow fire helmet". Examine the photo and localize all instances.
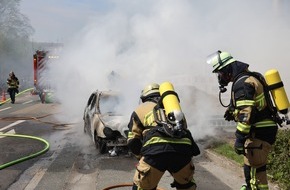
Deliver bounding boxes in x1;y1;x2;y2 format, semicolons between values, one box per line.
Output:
207;50;236;73
140;83;160;102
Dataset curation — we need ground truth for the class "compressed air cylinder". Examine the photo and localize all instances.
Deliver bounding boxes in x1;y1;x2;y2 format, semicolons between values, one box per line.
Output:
265;69;290;114
159;82;183;123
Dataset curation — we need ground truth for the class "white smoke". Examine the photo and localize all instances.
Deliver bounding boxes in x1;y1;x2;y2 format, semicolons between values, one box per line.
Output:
46;0;290;140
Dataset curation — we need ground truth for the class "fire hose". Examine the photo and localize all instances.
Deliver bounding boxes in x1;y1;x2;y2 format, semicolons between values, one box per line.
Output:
0;115;74;129
0;88;73;169
0;115;73;170
0;133;50;170
0;116;73;170
102;183;165;190
0;87;34;106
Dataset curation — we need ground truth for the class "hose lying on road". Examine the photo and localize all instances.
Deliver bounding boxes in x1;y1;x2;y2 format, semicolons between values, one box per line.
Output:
0;115;74;129
0;133;50;170
102;183;165;190
0;88;34;106
0;87;75;128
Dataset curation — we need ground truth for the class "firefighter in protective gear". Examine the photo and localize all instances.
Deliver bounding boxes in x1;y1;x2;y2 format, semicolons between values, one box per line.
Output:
127;83;200;190
207;50;278;190
7;71;19;104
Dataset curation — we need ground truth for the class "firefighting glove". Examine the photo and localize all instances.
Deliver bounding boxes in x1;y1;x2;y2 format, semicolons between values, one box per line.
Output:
224;106;235;121
127;138;142;155
234;133;246;155
234;140;245;155
187;130;200;156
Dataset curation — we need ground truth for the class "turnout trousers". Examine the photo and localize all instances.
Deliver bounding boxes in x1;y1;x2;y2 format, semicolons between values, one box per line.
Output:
133;156;196;190
243;138;272;190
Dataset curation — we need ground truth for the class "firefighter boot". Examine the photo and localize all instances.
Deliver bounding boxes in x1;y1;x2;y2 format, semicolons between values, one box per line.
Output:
132;183;138;190
240;184;251;190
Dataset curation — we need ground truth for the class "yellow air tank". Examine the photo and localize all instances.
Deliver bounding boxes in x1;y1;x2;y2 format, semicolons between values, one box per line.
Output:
159;82;184;123
265;69;290;114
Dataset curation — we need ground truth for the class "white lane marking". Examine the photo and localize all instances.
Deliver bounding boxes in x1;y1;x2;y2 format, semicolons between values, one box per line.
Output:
24;169;47;190
0;120;25;132
6;129;15;134
23;100;33;105
0;107;11;112
0;129;16;139
24;151;59;190
8;150;61;190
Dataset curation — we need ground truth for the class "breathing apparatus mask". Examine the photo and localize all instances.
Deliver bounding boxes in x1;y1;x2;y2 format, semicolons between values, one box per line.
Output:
207;50;235;107
217;65;232;93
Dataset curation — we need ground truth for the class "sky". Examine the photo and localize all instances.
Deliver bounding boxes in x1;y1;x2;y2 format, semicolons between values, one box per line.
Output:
20;0;290;139
20;0;111;42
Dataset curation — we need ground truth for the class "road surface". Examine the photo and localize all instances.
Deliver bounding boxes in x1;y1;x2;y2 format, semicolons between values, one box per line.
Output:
0;92;279;190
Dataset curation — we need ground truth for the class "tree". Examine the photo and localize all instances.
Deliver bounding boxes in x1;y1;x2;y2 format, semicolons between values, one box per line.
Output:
0;0;34;90
0;0;34;38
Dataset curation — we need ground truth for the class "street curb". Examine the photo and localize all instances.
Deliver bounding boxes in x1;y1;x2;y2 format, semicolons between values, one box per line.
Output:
204;149;281;190
204;149;243;174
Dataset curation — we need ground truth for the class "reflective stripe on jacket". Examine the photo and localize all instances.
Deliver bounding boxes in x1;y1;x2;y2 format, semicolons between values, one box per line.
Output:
127;101;197;157
7;78;19;89
232;74;276;135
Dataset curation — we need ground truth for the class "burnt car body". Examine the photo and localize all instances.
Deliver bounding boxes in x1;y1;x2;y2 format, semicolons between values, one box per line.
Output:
83;90;129;155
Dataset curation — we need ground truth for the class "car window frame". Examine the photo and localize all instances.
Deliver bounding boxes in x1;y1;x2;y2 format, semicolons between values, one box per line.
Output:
98;91;122;115
90;94;97;112
87;93;95;107
95;92;101;114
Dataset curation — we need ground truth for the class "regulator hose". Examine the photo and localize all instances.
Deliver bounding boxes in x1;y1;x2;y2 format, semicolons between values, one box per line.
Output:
0;133;50;170
219;90;230;108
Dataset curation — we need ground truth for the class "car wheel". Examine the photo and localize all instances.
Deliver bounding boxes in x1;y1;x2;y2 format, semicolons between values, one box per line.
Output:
94;133;107;154
99;139;107;154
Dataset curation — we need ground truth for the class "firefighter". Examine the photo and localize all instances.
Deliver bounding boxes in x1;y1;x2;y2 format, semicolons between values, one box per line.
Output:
207;50;278;190
127;83;200;190
7;71;19;104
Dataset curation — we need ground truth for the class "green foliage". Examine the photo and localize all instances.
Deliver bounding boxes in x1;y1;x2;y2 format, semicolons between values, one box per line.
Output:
211;129;290;189
211;141;244;166
267;129;290;190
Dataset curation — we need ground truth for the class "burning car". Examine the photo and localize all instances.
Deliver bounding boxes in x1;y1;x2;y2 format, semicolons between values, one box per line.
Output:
83;90;129;156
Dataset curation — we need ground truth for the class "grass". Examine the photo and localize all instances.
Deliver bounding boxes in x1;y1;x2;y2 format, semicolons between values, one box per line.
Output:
211;141;244;166
210;132;290;190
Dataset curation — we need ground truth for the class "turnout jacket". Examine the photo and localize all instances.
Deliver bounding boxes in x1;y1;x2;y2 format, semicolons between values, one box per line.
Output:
230;62;277;144
127;100;199;157
7;76;19;89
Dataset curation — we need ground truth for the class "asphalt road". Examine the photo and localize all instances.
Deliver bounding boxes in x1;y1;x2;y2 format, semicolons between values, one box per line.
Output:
0;91;279;190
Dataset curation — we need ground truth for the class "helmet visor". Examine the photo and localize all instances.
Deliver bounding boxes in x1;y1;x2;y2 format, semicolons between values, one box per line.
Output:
206;51;222;73
207;51;235;73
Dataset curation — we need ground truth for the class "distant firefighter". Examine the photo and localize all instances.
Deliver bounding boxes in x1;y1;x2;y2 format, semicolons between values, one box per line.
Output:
7;71;19;104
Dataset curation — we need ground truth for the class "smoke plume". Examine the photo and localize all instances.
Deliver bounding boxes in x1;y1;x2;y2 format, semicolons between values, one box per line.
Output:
46;0;290;140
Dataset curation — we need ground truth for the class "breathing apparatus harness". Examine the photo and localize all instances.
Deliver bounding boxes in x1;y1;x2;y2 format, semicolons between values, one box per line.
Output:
152;82;187;139
219;71;290;127
153;95;187;139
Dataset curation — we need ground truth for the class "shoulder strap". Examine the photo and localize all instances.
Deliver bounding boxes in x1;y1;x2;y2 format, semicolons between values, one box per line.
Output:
231;71;283;126
230;72;250;107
